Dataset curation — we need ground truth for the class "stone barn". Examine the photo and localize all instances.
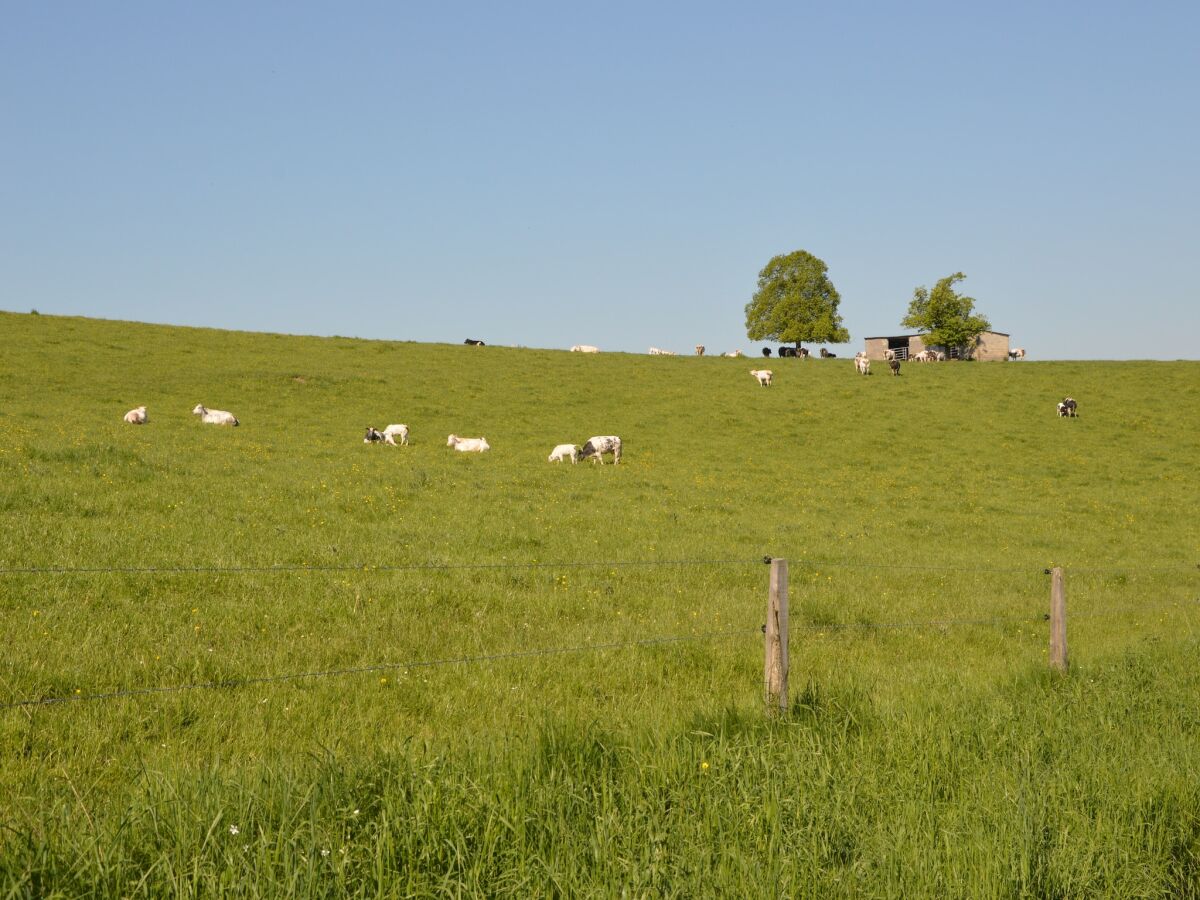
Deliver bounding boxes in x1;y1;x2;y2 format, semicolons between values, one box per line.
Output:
863;330;1010;361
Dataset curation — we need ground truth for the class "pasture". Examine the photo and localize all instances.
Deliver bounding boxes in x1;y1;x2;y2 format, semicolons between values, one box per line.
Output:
1;311;1198;896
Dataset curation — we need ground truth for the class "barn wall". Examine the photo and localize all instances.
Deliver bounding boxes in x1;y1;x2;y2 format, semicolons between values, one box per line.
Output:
863;338;891;360
975;331;1010;361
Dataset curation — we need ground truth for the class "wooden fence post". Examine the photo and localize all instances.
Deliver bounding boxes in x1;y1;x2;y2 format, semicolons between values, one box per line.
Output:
765;558;789;714
1049;566;1068;673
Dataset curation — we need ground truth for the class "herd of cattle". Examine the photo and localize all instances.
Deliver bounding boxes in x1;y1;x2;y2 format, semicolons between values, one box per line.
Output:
118;344;1068;463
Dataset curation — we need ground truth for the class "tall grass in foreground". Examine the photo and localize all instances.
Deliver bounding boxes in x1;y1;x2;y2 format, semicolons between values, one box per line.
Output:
1;312;1198;895
4;647;1199;897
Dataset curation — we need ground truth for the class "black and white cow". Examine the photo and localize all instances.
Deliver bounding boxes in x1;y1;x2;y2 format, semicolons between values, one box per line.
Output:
1057;398;1078;418
580;435;622;465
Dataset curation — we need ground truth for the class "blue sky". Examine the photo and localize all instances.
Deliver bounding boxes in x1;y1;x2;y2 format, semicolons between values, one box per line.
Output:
3;1;1197;359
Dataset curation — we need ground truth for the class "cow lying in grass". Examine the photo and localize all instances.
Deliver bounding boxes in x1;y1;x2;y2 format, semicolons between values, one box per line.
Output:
447;434;490;452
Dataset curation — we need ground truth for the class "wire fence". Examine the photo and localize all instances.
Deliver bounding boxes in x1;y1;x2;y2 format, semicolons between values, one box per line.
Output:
2;554;1196;712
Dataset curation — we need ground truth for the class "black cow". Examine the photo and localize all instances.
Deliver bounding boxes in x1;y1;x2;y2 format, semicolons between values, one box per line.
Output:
762;347;772;357
820;348;837;358
464;338;485;346
889;359;901;376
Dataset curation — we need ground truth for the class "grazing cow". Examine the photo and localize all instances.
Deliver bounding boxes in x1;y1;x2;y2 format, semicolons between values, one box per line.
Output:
464;338;485;346
820;348;837;358
1010;348;1026;359
722;350;743;358
749;369;774;387
883;349;897;361
548;443;580;464
1057;398;1078;418
911;350;935;363
854;354;871;375
889;359;901;376
382;424;409;446
579;435;621;464
192;404;239;426
695;345;705;356
447;434;490;452
123;406;147;425
571;345;600;353
762;347;772;357
934;351;947;362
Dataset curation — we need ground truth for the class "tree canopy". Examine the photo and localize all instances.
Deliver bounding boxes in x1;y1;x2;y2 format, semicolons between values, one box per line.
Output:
744;250;849;347
901;272;991;355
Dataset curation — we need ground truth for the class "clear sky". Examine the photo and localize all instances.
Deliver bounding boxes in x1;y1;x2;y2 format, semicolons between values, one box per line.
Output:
3;2;1197;359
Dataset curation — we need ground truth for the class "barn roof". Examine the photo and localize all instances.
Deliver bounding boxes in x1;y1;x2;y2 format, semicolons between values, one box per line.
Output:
863;330;1009;340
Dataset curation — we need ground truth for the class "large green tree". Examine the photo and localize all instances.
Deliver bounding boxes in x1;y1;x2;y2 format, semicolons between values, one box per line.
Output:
744;250;849;348
901;272;991;356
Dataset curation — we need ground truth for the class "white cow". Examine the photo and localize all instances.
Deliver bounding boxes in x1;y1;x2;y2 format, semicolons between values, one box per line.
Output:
749;369;773;387
548;443;580;464
579;435;621;464
123;406;147;425
192;404;239;426
571;345;600;353
854;355;871;375
447;434;490;452
935;351;947;362
1010;348;1027;359
883;348;897;361
723;350;744;358
695;345;706;356
382;424;409;446
911;350;935;363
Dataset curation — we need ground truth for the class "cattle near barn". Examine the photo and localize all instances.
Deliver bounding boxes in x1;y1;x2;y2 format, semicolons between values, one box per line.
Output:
861;330;1011;362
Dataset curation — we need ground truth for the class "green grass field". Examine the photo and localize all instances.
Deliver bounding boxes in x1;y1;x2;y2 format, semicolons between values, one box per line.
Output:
2;310;1198;896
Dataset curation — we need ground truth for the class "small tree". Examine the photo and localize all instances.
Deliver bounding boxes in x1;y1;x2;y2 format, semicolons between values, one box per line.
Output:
901;272;990;357
745;250;849;349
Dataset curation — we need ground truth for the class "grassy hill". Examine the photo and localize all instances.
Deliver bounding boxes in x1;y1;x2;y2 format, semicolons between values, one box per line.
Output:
1;311;1198;896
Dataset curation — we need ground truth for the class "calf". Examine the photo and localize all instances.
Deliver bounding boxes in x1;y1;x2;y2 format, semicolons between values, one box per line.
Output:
579;435;621;464
548;443;580;464
854;355;871;375
889;359;901;376
749;369;774;387
364;426;386;443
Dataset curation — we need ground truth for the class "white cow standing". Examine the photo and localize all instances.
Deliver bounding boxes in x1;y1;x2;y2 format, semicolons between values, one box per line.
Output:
749;369;774;387
854;354;871;375
548;443;580;464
